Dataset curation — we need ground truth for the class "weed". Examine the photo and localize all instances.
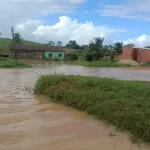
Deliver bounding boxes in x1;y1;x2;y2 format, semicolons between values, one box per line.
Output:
0;59;31;68
34;74;150;142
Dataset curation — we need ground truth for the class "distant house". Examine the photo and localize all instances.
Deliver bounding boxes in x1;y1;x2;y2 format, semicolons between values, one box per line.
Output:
9;44;65;60
122;46;150;62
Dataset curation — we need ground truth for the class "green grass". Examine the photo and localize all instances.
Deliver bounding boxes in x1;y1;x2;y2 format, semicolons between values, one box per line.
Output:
35;74;150;142
64;60;131;67
0;38;42;55
0;58;31;68
140;62;150;67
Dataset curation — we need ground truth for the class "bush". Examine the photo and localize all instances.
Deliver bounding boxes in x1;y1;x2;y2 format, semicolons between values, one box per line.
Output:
85;53;93;61
70;53;78;60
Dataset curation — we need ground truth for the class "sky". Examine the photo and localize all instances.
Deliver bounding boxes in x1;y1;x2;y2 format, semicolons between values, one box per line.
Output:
0;0;150;47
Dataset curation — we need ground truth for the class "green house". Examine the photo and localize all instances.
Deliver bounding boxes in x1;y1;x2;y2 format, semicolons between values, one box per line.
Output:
45;51;64;60
10;44;65;60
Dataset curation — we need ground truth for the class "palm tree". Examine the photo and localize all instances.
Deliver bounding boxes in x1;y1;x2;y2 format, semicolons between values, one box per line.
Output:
48;41;55;46
125;43;135;47
88;37;105;60
14;33;24;44
113;42;123;54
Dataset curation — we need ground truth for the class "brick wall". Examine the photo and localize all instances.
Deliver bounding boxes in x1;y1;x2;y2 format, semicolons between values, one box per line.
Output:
137;49;150;62
122;47;133;60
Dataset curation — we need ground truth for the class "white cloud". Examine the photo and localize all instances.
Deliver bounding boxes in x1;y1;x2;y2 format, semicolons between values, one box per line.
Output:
124;34;150;47
0;0;86;37
15;16;128;45
99;0;150;21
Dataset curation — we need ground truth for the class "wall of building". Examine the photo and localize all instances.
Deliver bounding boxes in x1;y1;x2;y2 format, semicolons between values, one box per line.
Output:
11;50;44;60
137;49;150;62
122;47;133;60
45;51;64;60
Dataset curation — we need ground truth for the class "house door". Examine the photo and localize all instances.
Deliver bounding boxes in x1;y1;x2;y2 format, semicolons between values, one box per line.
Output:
132;49;137;61
48;54;52;60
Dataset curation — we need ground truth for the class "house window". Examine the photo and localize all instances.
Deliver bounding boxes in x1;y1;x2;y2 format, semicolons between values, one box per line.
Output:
59;54;62;57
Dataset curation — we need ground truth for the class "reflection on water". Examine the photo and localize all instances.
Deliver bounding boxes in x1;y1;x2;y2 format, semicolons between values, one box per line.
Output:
0;62;150;150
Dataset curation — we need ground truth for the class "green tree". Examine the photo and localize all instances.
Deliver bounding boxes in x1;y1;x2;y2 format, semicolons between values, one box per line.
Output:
57;41;62;47
66;40;80;49
113;42;123;54
145;46;150;48
48;41;55;46
14;33;24;44
87;37;105;60
125;43;135;47
0;32;1;37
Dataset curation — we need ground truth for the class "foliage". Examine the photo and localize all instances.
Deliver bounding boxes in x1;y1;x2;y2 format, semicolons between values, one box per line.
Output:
125;43;135;47
140;62;150;66
35;74;150;142
48;41;55;46
66;40;80;49
70;53;78;60
113;42;123;54
85;53;93;61
57;41;62;47
0;59;31;68
14;33;24;44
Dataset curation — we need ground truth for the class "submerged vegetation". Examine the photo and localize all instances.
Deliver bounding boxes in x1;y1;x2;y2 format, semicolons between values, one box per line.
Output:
35;74;150;142
0;58;31;68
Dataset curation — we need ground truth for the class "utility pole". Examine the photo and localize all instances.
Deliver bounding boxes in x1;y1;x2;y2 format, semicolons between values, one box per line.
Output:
11;26;17;62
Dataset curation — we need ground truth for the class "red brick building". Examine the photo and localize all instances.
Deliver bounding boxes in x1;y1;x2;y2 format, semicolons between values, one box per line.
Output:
122;46;150;63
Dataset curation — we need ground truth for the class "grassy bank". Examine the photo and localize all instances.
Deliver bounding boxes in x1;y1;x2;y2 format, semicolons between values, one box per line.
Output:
35;74;150;142
64;60;131;67
0;58;31;68
140;62;150;67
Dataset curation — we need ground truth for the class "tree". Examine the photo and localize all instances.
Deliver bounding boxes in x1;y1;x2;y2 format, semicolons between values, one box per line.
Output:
113;42;123;54
125;43;135;47
48;41;55;46
14;33;24;44
66;40;80;49
0;32;1;37
87;37;105;60
145;46;150;48
57;41;62;47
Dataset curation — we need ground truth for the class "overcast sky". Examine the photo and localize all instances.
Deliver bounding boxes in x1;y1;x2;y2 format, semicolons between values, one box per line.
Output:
0;0;150;46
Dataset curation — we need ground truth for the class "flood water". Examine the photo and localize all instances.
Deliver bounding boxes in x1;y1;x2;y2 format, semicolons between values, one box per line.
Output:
0;62;150;150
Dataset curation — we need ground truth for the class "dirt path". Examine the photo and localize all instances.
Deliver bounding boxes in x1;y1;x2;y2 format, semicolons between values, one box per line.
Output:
0;67;150;150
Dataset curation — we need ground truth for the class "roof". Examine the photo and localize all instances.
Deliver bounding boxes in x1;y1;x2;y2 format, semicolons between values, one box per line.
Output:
9;44;64;52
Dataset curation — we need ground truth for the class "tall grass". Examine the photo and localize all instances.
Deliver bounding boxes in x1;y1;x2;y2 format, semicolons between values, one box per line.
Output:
64;60;131;67
35;74;150;142
0;59;31;68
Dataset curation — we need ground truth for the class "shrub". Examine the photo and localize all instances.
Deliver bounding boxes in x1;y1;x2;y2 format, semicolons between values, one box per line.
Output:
85;53;93;61
70;53;78;60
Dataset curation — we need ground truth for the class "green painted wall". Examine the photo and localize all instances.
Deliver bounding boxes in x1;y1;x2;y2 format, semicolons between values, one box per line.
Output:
45;51;65;60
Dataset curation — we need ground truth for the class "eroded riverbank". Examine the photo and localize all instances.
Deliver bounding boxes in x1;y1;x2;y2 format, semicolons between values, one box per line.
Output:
0;66;150;149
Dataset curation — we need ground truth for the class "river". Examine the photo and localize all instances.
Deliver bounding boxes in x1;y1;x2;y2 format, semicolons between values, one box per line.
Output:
0;63;150;150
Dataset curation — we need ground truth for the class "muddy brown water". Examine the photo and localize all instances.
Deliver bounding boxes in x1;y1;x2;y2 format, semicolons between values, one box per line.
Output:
0;62;150;150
